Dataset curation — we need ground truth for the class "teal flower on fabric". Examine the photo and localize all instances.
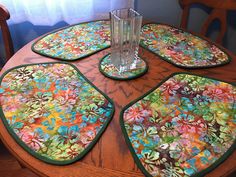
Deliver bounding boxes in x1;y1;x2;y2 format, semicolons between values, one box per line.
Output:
132;125;143;135
141;149;160;163
8;115;24;133
185;158;197;172
42;118;56;130
184;167;195;176
180;97;194;112
55;80;69;91
32;70;49;83
0;88;4;93
192;147;201;156
58;125;80;144
34;127;50;142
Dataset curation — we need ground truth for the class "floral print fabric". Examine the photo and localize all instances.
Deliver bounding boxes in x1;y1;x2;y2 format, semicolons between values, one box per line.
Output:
0;63;114;164
140;24;230;68
99;54;148;80
121;73;236;177
32;21;110;61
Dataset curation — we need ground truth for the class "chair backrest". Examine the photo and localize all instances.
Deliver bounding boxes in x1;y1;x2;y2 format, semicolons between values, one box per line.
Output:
0;4;14;62
179;0;236;44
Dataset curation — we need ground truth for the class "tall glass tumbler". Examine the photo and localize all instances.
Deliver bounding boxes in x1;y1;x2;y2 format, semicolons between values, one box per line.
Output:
110;8;143;73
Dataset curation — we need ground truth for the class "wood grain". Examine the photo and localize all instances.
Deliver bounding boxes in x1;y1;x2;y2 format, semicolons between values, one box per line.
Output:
0;37;235;176
0;140;38;176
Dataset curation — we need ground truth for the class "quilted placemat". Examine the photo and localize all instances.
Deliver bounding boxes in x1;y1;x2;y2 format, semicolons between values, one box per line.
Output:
140;24;231;68
32;20;110;61
0;62;114;165
99;54;148;80
120;73;236;177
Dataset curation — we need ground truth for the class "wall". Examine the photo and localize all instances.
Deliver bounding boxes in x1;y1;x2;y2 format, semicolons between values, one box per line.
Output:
135;0;236;54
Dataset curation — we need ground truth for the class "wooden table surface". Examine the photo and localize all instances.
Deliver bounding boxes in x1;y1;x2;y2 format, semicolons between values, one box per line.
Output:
0;37;236;176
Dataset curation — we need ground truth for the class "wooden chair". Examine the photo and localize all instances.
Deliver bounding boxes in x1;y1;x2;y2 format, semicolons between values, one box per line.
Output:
179;0;236;44
0;4;14;62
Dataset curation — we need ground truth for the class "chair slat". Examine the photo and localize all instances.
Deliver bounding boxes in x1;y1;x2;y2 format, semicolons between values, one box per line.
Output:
0;4;14;62
179;0;236;44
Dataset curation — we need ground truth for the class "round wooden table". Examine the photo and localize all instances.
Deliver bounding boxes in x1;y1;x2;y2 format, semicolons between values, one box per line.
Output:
0;38;236;177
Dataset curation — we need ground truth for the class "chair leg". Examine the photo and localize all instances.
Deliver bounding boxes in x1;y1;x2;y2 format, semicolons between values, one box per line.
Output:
0;139;26;168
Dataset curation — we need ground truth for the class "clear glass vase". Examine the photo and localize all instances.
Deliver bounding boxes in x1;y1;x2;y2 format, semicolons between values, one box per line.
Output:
110;8;143;73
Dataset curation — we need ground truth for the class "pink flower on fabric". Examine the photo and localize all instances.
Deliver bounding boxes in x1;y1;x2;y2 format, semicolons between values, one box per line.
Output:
124;106;151;123
19;128;44;151
160;79;181;95
203;85;232;101
178;124;195;134
176;119;205;136
80;130;96;146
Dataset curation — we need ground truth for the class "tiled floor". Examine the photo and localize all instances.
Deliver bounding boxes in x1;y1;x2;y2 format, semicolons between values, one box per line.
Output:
0;140;38;177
